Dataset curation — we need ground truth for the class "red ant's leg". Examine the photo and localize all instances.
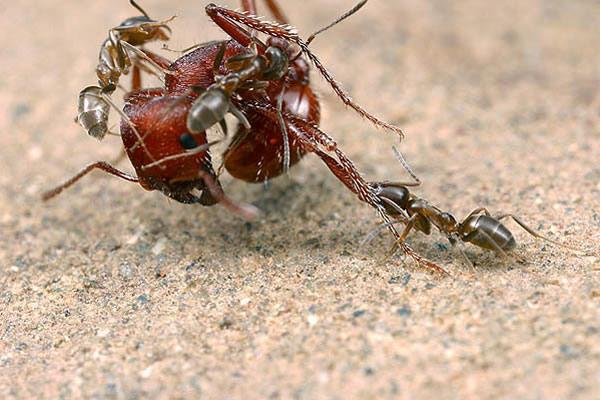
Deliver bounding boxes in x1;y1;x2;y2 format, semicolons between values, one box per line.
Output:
206;4;295;45
141;49;172;70
241;0;288;24
263;0;289;24
131;65;142;91
205;4;404;137
196;169;259;220
241;0;257;14
206;4;261;50
42;162;139;201
238;101;447;274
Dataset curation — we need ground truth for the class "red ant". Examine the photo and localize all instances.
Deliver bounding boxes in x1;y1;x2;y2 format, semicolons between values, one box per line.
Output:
45;1;446;272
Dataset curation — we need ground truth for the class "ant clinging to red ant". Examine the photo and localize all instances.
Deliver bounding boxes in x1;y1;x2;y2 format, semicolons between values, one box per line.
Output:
77;0;175;141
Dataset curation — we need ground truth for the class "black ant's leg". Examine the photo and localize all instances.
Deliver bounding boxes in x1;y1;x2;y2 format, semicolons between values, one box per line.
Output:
464;207;492;219
124;50;173;161
139;48;172;70
496;214;579;251
213;41;228;76
128;48;172;91
384;214;421;259
360;219;405;247
97;90;161;167
228;102;252;130
118;48;171;165
120;42;172;82
451;241;477;272
162;40;229;55
140;141;221;171
42;162;139;201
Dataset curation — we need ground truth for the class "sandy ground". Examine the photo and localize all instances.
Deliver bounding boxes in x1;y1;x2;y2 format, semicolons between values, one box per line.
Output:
1;0;599;399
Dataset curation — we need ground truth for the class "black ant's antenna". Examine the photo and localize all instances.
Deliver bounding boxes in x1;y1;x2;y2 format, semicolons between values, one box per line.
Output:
392;145;421;186
130;0;150;19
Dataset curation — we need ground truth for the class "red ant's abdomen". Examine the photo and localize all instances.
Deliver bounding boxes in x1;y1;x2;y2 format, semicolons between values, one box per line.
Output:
223;82;320;182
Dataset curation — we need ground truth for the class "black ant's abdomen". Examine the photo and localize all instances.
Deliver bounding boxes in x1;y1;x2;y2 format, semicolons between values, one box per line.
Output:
461;215;517;251
374;184;410;215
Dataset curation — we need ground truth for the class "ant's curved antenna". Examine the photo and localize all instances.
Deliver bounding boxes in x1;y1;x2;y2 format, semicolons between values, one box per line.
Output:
130;0;150;19
392;146;421;186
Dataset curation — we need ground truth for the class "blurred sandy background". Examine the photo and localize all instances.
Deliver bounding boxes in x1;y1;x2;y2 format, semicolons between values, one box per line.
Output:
0;0;599;399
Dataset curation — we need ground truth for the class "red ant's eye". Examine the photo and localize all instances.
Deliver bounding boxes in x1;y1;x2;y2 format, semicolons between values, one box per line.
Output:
179;133;198;149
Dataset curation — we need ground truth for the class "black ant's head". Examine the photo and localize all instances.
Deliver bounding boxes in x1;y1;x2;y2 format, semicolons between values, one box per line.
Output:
116;16;172;46
260;47;288;81
122;0;172;40
266;37;293;54
120;15;154;28
439;212;458;231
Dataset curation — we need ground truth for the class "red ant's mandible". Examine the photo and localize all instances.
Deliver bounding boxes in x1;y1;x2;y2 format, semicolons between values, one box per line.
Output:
45;1;445;272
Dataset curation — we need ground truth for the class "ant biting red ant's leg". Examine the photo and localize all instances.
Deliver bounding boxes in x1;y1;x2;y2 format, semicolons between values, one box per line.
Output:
77;0;174;142
366;148;580;268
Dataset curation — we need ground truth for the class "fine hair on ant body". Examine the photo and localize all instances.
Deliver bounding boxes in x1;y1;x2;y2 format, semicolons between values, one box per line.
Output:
366;147;575;268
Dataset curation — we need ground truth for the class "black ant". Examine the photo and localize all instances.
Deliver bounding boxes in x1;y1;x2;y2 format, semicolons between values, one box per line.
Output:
367;147;575;268
77;0;174;140
186;42;289;136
